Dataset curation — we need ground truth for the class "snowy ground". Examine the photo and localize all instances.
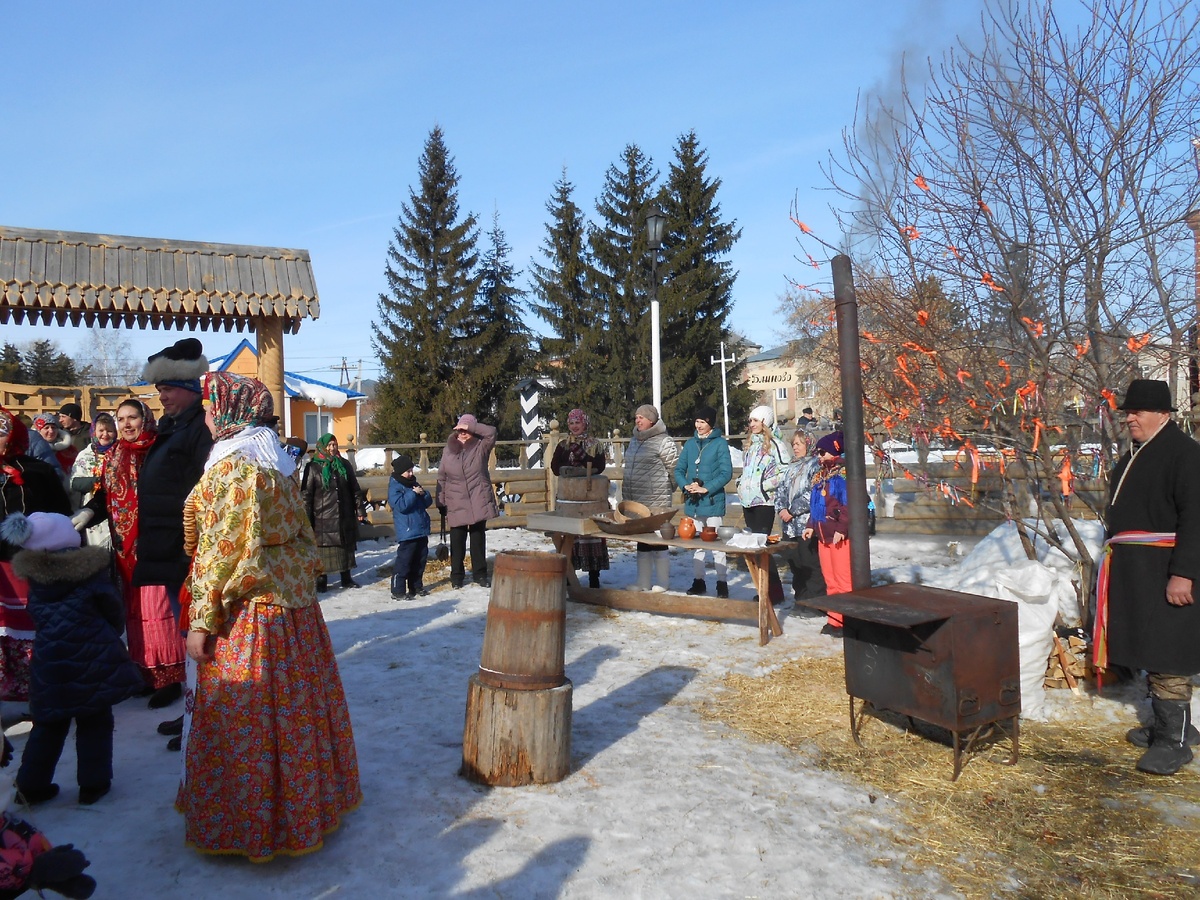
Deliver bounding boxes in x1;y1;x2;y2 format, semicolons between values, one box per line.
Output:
1;525;1177;899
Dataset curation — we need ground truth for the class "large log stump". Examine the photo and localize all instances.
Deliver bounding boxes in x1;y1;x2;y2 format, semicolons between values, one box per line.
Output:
461;675;572;786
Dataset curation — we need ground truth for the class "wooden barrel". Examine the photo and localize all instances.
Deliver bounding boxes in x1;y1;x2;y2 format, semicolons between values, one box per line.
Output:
555;497;610;518
477;551;568;690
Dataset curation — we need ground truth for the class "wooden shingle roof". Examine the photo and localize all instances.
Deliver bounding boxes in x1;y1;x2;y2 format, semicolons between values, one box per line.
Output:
0;225;320;333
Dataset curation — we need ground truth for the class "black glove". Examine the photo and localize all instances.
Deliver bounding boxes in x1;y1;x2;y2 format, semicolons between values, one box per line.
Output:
29;845;91;889
1;735;11;767
51;874;97;899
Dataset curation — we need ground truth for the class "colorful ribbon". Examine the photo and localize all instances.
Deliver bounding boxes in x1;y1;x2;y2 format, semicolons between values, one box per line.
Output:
1093;531;1176;680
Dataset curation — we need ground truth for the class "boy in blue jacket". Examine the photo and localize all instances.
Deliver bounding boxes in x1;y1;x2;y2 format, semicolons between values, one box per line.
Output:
388;453;433;600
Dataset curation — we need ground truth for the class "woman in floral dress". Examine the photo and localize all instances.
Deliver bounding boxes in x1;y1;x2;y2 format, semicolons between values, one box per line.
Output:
176;372;360;862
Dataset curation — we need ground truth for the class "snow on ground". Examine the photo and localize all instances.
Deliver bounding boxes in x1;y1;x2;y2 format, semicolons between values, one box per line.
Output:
0;526;1171;898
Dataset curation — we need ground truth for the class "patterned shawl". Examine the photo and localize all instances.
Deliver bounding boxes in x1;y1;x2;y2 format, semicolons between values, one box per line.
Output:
0;406;30;488
103;400;157;581
561;409;604;463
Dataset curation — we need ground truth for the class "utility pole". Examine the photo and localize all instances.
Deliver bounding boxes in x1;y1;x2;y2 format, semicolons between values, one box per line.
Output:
710;342;737;435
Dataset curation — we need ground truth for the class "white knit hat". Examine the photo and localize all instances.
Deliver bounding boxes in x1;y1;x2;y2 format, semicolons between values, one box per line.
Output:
749;405;775;428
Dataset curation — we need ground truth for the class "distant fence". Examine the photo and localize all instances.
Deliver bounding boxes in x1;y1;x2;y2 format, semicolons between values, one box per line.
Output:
346;425;1103;539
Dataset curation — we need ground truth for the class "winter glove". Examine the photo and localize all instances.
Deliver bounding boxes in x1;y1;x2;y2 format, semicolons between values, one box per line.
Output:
28;845;93;897
70;510;94;532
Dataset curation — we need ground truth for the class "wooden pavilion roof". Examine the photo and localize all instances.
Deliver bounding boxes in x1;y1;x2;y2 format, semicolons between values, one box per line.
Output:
0;225;320;333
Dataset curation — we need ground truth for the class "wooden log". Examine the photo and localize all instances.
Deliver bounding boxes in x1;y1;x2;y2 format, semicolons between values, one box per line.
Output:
461;675;572;786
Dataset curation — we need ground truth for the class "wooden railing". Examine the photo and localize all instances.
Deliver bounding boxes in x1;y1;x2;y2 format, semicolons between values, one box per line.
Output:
345;426;1106;538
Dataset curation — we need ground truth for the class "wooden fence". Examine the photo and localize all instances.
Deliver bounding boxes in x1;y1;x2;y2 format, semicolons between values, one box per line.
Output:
346;426;1102;538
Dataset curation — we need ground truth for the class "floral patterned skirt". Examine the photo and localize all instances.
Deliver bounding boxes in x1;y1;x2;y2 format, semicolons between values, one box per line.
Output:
175;599;361;862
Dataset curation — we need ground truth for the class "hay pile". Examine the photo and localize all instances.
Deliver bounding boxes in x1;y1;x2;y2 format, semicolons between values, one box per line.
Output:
703;655;1200;899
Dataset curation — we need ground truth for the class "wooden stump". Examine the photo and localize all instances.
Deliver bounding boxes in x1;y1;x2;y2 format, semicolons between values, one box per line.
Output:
461;674;573;786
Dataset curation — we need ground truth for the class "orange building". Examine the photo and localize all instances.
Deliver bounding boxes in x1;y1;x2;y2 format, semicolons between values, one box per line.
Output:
209;339;366;445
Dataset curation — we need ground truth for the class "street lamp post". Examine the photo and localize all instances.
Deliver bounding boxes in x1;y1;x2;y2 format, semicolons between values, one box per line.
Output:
645;205;666;414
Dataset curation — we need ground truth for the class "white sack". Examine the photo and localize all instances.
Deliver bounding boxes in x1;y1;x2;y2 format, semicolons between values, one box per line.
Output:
990;561;1060;721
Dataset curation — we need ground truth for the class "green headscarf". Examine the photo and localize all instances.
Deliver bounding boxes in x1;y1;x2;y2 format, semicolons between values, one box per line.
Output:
312;433;349;488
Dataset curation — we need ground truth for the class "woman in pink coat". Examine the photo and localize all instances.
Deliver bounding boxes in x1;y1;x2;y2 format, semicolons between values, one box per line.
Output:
436;414;498;589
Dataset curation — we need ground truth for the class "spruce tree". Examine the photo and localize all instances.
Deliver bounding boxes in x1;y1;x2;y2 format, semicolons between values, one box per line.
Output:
529;169;606;426
658;130;749;429
470;210;531;439
590;144;659;429
23;339;80;385
0;344;21;383
371;126;480;443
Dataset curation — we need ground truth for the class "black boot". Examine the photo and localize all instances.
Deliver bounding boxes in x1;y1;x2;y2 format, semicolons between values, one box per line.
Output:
686;579;706;596
157;716;184;736
1136;699;1195;775
317;574;328;593
1127;720;1200;749
588;571;601;589
147;682;182;709
340;571;360;589
716;581;729;598
474;572;490;588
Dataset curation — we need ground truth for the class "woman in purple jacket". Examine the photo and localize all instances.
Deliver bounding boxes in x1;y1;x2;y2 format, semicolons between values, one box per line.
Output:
436;415;498;589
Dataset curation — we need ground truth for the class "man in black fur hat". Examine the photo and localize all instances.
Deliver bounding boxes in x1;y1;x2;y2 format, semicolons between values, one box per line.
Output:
1100;379;1200;775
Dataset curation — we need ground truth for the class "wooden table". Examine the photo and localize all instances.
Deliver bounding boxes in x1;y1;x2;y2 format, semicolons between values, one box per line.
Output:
526;513;788;645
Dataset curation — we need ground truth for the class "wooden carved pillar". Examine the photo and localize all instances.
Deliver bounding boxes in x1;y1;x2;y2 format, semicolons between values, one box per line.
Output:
255;316;286;425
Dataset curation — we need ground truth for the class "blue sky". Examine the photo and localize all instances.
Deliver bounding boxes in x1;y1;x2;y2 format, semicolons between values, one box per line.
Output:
0;0;985;383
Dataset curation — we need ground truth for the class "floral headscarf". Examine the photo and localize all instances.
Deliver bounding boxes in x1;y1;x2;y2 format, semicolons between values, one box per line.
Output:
203;372;274;440
0;408;29;461
561;408;604;462
311;433;349;489
103;400;158;581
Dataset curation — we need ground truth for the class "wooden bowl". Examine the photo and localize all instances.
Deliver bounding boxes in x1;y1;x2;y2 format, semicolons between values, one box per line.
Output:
591;505;678;535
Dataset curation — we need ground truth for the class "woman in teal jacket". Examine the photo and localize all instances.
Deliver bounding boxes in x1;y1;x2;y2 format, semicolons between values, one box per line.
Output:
674;406;733;597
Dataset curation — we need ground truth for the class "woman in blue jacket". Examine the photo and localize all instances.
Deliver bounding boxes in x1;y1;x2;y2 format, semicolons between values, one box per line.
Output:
674;406;733;597
388;453;433;600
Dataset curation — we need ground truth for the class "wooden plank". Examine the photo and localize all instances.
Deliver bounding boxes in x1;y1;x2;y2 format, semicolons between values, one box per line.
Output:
525;513;599;535
569;585;762;622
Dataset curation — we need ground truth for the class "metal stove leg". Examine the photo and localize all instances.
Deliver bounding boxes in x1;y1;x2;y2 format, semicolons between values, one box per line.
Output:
849;696;872;747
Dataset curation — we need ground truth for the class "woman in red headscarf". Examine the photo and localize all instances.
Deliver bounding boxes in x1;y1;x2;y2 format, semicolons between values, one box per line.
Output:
81;399;186;702
177;372;359;862
0;407;71;700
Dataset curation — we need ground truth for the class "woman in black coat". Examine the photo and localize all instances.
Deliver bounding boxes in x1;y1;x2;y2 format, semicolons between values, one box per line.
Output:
302;433;367;592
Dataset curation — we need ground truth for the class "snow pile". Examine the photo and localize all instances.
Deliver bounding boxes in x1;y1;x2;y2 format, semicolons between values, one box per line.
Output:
922;519;1104;719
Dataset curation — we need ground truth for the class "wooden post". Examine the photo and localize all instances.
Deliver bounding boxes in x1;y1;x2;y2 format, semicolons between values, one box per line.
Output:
254;315;286;420
461;551;572;786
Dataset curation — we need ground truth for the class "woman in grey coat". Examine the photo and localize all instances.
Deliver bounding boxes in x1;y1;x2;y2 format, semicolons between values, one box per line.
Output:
622;404;678;592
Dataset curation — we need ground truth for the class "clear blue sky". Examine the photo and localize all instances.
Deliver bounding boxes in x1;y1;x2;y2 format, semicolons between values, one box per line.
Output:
0;0;985;383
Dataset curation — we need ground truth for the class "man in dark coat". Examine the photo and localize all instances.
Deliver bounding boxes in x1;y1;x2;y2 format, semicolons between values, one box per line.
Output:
1102;379;1200;775
134;339;212;716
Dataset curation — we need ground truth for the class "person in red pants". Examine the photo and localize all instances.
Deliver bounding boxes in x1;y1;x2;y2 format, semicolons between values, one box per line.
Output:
803;431;851;636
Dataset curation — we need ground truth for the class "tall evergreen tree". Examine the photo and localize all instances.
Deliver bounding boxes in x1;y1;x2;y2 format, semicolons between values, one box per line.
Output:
658;130;749;427
0;344;21;383
470;210;532;439
589;144;659;429
529;169;606;422
23;339;80;385
371;126;480;443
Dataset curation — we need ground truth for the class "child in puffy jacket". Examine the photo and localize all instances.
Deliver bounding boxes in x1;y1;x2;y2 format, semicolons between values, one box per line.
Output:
1;512;143;808
388;454;433;600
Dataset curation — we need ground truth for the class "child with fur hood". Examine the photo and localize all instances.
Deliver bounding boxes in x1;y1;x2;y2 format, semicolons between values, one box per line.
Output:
0;512;143;807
